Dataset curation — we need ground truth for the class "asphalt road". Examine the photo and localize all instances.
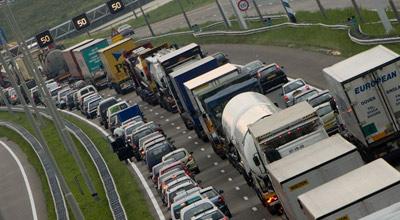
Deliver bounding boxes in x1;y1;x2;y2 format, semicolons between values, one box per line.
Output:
68;43;342;220
0;139;47;220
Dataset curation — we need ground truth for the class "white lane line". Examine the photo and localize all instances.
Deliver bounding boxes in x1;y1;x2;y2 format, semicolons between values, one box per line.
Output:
220;169;225;173
60;110;163;220
160;116;164;119
252;207;258;212
176;126;181;130
188;136;192;139
149;109;153;112
165;118;169;122
195;142;199;145
171;123;175;126
0;141;38;220
235;186;240;191
243;196;249;201
228;178;232;182
207;154;211;158
200;147;204;151
214;162;218;166
155;112;159;115
182;130;186;134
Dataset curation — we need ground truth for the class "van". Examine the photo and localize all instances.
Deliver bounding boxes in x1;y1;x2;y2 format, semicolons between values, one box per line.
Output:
76;85;97;109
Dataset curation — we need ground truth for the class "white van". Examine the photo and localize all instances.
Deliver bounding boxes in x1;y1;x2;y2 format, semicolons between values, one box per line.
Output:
76;85;97;108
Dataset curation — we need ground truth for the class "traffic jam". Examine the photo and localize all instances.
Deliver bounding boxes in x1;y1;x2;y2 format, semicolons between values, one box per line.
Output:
4;38;400;220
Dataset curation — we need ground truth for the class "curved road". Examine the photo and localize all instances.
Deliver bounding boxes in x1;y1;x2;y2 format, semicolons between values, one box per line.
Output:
0;139;47;220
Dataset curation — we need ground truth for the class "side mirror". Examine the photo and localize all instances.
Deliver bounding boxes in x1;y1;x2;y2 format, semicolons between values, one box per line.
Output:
189;151;194;155
218;189;224;194
253;155;261;167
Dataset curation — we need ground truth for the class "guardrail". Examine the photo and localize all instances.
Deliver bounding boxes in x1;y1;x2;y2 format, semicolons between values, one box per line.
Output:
0;107;127;220
0;121;69;220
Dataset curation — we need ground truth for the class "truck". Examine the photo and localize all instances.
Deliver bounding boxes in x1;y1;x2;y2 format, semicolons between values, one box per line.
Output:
62;39;94;80
221;92;281;212
146;43;203;112
116;104;143;125
98;38;136;94
360;202;400;220
267;135;365;220
73;38;109;89
203;77;261;157
298;159;400;220
184;63;242;141
168;56;220;130
324;45;400;162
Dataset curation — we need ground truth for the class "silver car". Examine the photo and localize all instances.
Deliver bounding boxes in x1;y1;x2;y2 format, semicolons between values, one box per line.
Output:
282;78;310;106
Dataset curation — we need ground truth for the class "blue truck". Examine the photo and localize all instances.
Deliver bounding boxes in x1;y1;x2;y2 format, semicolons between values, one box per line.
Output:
168;56;221;130
116;104;143;124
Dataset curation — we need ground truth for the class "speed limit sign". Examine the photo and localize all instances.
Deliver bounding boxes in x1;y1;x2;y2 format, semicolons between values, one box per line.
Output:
237;0;249;12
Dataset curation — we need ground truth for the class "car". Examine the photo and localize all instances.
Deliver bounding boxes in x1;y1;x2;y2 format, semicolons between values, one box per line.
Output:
77;91;95;111
71;80;87;90
156;161;193;186
49;86;62;103
140;134;166;160
173;186;232;218
293;89;319;105
151;159;177;185
180;199;217;220
76;85;97;109
134;129;167;161
145;141;174;170
282;78;310;106
124;121;145;140
66;90;77;110
256;63;289;93
97;97;118;127
162;148;200;174
138;132;163;152
158;169;187;192
117;24;135;37
57;87;71;108
192;207;227;220
5;88;18;105
315;102;339;135
81;93;100;115
241;60;265;77
166;181;199;208
307;90;332;107
162;175;194;198
86;97;103;119
171;193;204;220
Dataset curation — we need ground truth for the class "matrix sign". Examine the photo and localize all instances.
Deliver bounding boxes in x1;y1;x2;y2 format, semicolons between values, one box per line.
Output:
35;30;54;48
72;13;90;31
107;0;125;14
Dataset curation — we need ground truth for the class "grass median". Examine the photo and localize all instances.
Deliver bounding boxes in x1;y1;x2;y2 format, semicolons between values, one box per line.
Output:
0;112;113;220
62;114;153;220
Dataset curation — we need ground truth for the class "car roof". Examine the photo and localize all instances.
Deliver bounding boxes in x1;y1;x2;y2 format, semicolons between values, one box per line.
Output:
192;207;222;220
160;169;186;181
283;78;304;87
162;148;187;160
145;139;168;151
142;135;165;147
307;89;330;100
99;97;117;105
168;181;195;194
180;199;214;216
160;161;183;172
294;89;318;98
166;176;192;187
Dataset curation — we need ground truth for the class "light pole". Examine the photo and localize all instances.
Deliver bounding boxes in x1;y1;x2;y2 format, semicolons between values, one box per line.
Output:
229;0;248;29
0;86;14;115
137;0;155;36
251;0;264;23
176;0;192;30
215;0;231;28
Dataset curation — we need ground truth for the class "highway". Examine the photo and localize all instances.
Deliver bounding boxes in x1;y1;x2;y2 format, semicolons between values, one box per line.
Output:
69;43;342;220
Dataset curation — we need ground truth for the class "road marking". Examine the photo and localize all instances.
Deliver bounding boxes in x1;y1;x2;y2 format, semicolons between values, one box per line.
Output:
0;141;38;220
200;147;204;151
144;106;148;109
235;186;240;191
195;142;199;145
129;100;133;103
165;118;169;122
160;116;164;119
188;136;192;139
176;126;181;130
228;178;232;182
155;112;159;115
243;196;249;201
207;154;211;158
220;169;225;173
214;162;218;166
171;123;175;126
252;207;258;212
149;109;153;112
182;130;186;134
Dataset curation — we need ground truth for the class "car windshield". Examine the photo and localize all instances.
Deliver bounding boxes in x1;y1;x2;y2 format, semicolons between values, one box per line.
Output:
100;100;117;113
164;172;186;185
59;89;70;98
125;123;144;135
243;61;263;75
196;210;224;220
259;65;282;79
109;103;128;114
89;98;102;109
308;93;332;107
139;133;161;148
51;88;60;97
173;196;202;219
170;184;197;204
134;129;153;144
296;90;318;103
147;144;173;167
316;105;333;117
165;151;186;162
183;203;214;220
201;189;218;199
284;80;305;94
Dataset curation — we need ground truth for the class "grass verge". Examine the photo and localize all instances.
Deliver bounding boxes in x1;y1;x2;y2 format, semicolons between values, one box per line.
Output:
0;112;113;220
0;127;56;220
63;114;153;220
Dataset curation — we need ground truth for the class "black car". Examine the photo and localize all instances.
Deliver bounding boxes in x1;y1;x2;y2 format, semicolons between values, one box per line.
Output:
242;60;265;77
129;123;163;161
145;141;174;171
97;97;118;128
256;63;288;94
66;91;77;110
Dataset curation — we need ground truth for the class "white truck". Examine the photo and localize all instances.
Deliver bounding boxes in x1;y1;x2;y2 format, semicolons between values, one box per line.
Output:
324;45;400;161
248;101;328;164
298;159;400;220
222;92;280;211
359;202;400;220
267;135;365;220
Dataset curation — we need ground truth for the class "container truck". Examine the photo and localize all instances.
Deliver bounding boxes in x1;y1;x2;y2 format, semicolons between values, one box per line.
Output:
184;63;242;141
324;45;400;161
248;101;329;164
203;78;260;157
267;135;364;220
221;92;281;213
98;38;136;94
298;159;400;220
62;39;94;80
116;104;143;125
360;202;400;220
146;43;203;112
168;56;220;130
73;38;109;89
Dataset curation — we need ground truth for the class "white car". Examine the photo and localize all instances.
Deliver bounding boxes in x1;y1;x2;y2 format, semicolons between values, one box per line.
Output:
170;193;204;220
282;78;310;106
180;199;217;220
162;148;200;174
166;180;198;208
